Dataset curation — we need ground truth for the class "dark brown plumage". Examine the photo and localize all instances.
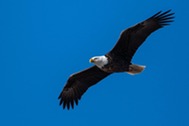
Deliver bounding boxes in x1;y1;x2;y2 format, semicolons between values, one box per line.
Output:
58;10;174;109
58;66;110;109
109;10;174;64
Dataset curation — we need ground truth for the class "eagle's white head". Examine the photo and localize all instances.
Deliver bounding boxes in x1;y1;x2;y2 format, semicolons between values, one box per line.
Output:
89;55;108;68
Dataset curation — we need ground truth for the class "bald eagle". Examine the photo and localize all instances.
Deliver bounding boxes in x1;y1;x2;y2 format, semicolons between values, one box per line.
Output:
58;10;174;109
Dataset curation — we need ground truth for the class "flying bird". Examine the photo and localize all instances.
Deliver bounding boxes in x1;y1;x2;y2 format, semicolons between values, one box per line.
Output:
58;10;174;109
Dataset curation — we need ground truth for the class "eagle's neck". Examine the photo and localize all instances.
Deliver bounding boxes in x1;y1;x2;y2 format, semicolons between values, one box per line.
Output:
91;55;108;68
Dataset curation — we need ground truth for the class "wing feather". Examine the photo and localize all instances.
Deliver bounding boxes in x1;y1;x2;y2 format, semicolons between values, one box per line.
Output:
109;10;174;63
58;66;111;109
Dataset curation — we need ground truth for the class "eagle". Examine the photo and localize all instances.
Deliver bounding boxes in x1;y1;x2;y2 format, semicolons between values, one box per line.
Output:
58;10;174;109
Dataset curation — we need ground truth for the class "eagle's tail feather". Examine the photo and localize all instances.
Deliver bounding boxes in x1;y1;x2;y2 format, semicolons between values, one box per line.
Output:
126;64;146;75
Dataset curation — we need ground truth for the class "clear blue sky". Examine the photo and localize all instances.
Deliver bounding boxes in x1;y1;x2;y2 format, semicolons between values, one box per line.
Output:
0;0;189;126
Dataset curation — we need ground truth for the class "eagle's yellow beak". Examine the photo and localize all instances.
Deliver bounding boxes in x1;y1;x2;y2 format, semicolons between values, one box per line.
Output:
89;58;94;63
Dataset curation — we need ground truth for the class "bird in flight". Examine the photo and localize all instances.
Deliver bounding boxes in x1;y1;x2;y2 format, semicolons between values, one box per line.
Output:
58;10;174;109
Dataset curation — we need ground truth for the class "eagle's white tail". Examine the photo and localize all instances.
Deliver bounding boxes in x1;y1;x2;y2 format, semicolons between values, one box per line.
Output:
126;64;146;75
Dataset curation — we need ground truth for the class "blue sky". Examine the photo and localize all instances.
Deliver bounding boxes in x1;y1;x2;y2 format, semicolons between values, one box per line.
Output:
0;0;189;126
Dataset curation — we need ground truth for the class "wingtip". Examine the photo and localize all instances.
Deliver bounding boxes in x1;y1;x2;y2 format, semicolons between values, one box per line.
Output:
151;9;175;27
151;9;174;18
58;90;79;110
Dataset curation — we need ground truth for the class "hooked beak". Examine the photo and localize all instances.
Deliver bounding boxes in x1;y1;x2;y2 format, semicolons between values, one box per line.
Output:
89;58;94;63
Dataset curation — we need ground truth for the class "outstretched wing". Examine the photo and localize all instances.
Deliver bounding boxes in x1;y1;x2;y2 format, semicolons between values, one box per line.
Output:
109;10;174;63
58;66;111;109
